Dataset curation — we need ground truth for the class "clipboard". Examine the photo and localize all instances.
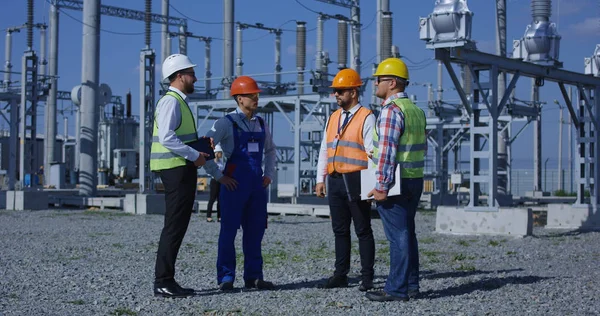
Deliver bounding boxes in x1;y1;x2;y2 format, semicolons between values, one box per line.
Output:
187;137;215;161
360;166;401;200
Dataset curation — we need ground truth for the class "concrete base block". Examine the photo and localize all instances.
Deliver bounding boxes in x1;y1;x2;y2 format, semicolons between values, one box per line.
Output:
124;194;165;215
546;204;600;229
6;191;49;211
436;206;533;237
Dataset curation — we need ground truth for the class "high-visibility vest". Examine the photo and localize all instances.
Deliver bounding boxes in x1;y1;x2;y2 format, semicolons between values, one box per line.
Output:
150;91;198;171
372;98;426;178
326;106;372;174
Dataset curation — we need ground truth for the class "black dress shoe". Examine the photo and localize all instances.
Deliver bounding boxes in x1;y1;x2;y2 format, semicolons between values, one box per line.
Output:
408;289;420;299
244;279;275;290
219;281;234;291
358;279;374;292
317;275;348;289
175;283;195;294
153;284;193;298
365;291;409;302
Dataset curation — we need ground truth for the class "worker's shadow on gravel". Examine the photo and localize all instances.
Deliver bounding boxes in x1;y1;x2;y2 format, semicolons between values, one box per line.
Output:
532;227;600;238
420;268;524;280
418;275;551;299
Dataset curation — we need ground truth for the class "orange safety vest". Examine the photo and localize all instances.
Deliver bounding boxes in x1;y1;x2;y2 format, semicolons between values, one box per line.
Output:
326;106;372;174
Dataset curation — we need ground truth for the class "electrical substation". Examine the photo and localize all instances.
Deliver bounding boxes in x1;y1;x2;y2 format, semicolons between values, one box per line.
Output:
0;0;599;237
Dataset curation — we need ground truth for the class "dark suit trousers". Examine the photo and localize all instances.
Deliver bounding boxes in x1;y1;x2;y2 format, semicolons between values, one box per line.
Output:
154;161;197;285
327;173;375;279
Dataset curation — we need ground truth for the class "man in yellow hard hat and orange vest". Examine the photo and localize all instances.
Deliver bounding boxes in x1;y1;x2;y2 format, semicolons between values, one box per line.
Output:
315;68;376;291
204;76;277;291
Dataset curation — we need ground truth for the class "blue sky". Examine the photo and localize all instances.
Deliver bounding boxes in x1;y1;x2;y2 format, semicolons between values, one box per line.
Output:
0;0;599;170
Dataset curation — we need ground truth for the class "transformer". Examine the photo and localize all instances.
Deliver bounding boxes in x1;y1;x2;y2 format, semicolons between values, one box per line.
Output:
419;0;474;49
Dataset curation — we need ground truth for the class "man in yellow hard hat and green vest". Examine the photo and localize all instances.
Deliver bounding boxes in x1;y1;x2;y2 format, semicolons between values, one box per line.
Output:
366;57;427;302
151;53;210;298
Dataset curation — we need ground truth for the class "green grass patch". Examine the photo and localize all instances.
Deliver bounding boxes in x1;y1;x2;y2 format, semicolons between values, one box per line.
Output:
488;240;501;247
112;243;124;249
455;264;476;271
377;246;390;255
263;249;288;265
452;253;467;261
67;299;85;305
506;251;517;255
419;237;435;244
457;240;471;247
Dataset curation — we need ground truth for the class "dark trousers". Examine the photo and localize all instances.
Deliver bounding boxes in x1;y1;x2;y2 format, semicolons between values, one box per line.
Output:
327;174;375;280
206;178;221;218
154;162;197;285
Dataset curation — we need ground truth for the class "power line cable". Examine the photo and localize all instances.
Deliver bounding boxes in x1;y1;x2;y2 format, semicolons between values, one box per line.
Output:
361;12;376;30
294;0;321;15
168;3;225;25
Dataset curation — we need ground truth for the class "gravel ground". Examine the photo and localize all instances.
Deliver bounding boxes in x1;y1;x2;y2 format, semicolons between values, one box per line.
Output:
0;208;599;316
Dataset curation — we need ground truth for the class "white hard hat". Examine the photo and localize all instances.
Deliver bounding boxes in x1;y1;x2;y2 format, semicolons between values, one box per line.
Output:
214;144;223;152
161;54;196;81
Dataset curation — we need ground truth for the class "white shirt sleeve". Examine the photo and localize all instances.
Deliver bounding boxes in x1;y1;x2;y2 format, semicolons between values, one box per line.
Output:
155;95;200;162
316;118;330;184
362;112;376;165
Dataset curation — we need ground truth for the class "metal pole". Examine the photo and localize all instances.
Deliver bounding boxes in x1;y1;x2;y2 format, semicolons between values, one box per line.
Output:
4;31;13;86
274;31;282;84
178;24;187;55
296;21;306;95
533;80;542;191
235;23;243;76
44;3;58;184
78;0;100;196
496;0;509;195
376;0;381;63
223;0;234;97
63;116;68;163
205;38;212;92
568;86;573;192
437;61;443;101
161;0;169;62
39;25;47;78
8;98;17;189
316;15;324;75
350;0;361;75
555;100;563;192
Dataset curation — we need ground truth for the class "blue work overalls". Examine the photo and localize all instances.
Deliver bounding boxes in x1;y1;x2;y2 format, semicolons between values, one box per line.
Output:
217;114;267;284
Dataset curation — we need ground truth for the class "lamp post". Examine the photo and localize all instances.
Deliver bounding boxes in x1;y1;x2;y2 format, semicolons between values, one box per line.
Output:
553;100;563;191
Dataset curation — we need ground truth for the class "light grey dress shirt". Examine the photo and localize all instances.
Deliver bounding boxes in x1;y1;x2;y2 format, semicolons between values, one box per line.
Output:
204;108;277;181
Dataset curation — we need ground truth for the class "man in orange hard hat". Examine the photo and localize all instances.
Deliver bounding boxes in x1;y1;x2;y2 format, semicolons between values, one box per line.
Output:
204;76;277;291
315;68;376;291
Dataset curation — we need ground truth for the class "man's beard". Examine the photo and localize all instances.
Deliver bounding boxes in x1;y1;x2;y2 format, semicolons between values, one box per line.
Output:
184;82;194;94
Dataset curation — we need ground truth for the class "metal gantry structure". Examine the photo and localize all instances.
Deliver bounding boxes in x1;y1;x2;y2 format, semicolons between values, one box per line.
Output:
1;0;598;217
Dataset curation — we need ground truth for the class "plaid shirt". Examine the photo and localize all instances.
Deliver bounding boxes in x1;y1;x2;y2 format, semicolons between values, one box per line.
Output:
375;92;408;191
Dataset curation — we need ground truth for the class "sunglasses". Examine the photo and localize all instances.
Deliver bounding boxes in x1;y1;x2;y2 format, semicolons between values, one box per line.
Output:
376;77;394;84
333;88;351;95
179;71;196;77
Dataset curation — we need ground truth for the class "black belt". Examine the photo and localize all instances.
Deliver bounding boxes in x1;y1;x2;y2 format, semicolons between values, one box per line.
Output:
329;172;343;178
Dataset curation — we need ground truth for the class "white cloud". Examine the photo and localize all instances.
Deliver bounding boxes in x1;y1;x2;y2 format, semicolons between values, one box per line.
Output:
566;17;600;36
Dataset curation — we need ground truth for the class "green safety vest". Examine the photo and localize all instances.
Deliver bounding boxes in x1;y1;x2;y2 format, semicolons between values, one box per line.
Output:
149;91;198;171
372;98;426;178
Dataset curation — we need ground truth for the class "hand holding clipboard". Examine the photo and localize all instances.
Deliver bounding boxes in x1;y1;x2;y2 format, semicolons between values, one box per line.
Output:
188;137;215;167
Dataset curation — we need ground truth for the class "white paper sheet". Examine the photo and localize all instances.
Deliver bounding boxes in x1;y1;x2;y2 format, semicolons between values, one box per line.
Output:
360;167;401;200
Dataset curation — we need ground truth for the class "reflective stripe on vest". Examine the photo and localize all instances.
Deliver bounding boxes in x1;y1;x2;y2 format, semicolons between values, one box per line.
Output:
326;106;372;174
372;98;426;178
150;91;198;171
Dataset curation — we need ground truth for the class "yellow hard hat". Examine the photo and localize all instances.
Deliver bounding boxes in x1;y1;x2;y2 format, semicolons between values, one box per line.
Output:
330;68;363;88
373;57;409;80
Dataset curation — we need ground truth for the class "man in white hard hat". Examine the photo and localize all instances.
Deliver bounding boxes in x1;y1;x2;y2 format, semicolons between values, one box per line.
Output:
206;144;225;222
150;54;210;298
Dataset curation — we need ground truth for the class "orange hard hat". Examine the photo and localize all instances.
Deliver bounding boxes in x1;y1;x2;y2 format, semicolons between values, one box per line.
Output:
330;68;363;88
230;76;262;96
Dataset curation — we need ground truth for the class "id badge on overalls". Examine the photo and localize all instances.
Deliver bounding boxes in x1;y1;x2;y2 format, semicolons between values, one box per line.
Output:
248;140;259;153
